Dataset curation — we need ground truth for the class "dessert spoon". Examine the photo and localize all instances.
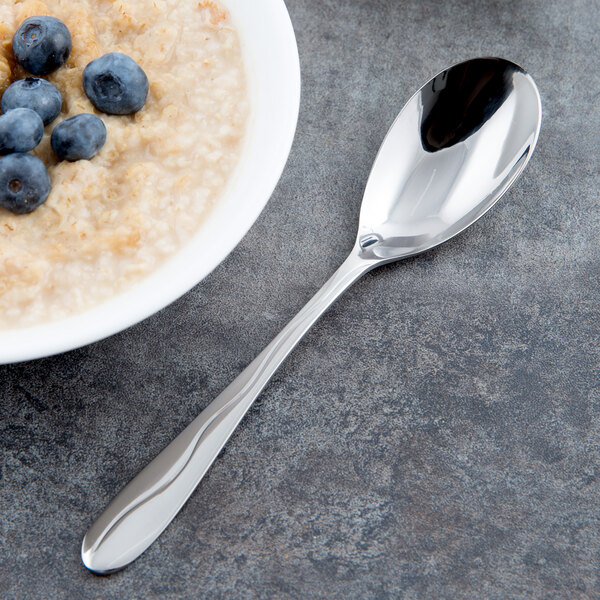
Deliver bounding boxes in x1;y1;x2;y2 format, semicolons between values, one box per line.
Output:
82;57;542;573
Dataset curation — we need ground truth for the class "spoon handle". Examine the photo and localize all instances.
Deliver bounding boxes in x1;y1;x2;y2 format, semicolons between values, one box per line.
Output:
82;249;374;573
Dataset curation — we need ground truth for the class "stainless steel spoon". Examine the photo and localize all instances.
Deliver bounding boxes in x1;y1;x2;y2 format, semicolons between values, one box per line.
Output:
82;57;542;573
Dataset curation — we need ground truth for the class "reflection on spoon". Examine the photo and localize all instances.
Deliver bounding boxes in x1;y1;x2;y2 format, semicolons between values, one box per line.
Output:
421;57;515;151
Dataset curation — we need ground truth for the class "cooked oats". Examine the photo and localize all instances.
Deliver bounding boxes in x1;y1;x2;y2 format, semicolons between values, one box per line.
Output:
0;0;248;328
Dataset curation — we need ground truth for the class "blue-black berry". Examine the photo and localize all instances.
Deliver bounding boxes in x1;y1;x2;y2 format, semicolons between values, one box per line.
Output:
51;113;107;162
0;153;51;214
2;77;63;126
0;108;44;155
12;16;72;76
83;52;149;115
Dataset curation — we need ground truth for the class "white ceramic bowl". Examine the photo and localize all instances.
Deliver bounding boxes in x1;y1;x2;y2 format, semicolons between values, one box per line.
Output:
0;0;301;365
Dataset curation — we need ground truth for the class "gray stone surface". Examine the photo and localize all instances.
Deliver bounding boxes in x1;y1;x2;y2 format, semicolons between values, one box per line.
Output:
1;0;599;597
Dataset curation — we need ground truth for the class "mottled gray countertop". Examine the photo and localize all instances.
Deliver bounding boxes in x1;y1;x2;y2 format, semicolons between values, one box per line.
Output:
1;0;599;598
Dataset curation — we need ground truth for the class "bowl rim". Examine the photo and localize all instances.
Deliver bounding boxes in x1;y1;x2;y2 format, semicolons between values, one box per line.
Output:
0;0;301;365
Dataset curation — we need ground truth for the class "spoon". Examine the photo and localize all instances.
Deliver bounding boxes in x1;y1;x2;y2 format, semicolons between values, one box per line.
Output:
82;57;542;573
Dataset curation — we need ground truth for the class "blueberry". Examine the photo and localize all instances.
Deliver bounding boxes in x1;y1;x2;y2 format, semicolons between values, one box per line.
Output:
2;77;62;126
0;108;44;155
51;113;107;162
12;16;72;76
0;153;51;214
83;53;149;115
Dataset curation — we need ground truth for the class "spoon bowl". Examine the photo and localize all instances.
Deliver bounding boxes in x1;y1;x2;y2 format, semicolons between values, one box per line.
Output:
358;57;541;260
82;57;541;574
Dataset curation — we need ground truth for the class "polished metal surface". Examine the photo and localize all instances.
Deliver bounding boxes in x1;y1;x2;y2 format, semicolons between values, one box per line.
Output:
82;57;541;574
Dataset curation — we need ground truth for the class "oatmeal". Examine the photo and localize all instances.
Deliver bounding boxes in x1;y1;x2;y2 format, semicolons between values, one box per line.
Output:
0;0;248;328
